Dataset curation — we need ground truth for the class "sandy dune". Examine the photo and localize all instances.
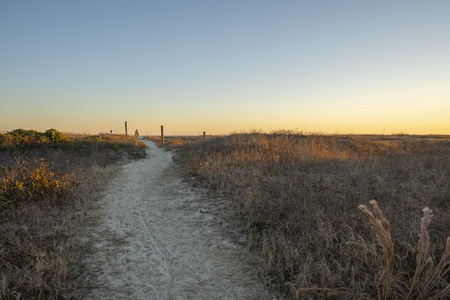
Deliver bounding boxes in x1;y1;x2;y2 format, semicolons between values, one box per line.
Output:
81;141;277;299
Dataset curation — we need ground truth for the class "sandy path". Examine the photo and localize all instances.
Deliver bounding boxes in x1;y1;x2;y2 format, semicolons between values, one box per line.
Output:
81;141;276;299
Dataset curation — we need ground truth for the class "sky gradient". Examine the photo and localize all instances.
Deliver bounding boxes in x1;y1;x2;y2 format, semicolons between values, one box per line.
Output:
1;1;449;135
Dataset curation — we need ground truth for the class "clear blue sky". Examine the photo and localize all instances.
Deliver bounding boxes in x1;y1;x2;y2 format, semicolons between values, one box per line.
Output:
1;1;449;135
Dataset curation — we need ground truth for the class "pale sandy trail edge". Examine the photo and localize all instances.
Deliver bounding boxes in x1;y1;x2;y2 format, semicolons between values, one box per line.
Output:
80;141;278;300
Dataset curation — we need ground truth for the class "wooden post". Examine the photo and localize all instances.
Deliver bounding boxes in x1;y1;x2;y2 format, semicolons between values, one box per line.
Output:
161;125;164;145
203;131;206;141
125;121;128;138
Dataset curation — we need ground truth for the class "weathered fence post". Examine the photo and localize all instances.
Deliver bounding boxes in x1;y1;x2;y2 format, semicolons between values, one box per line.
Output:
125;121;128;138
161;125;164;145
203;131;206;141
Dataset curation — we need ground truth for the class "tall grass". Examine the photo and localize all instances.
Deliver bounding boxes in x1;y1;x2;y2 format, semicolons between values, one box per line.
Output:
357;201;449;300
0;129;146;299
175;131;450;299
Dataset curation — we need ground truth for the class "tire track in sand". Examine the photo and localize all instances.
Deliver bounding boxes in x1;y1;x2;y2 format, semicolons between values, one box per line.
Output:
81;141;278;300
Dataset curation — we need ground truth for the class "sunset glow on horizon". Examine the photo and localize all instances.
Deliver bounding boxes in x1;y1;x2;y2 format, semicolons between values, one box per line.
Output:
1;1;449;135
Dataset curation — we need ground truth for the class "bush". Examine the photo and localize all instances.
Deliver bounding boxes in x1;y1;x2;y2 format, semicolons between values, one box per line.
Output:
44;129;69;143
0;159;78;209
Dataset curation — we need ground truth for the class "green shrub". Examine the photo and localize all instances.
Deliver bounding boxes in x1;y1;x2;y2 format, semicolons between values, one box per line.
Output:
0;129;69;147
107;141;119;151
44;129;68;143
8;129;45;145
0;159;78;208
85;135;102;142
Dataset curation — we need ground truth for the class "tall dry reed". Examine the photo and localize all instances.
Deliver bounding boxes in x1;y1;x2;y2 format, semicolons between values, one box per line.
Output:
359;200;449;300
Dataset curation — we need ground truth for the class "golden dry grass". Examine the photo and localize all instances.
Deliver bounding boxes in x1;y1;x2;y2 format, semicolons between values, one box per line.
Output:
174;131;450;299
145;134;208;148
358;201;450;300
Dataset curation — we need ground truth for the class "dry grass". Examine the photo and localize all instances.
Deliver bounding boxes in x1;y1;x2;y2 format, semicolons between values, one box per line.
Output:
145;135;208;148
0;129;146;299
358;200;394;299
174;131;450;299
357;201;450;300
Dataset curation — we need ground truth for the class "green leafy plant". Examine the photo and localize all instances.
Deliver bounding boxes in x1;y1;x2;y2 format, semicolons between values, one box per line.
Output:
44;128;68;143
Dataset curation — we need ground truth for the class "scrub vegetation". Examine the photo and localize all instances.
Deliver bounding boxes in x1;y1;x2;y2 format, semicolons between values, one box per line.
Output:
0;129;146;299
174;131;450;299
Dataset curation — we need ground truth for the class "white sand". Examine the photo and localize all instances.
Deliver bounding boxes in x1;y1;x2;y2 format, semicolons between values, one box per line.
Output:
81;141;278;299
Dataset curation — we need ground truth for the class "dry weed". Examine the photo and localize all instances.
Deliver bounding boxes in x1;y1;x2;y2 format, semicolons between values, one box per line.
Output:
359;200;449;300
175;132;450;299
0;129;145;299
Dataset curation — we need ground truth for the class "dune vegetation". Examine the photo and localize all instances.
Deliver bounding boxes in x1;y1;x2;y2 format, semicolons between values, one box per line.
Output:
173;131;450;299
2;128;448;299
0;129;146;299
